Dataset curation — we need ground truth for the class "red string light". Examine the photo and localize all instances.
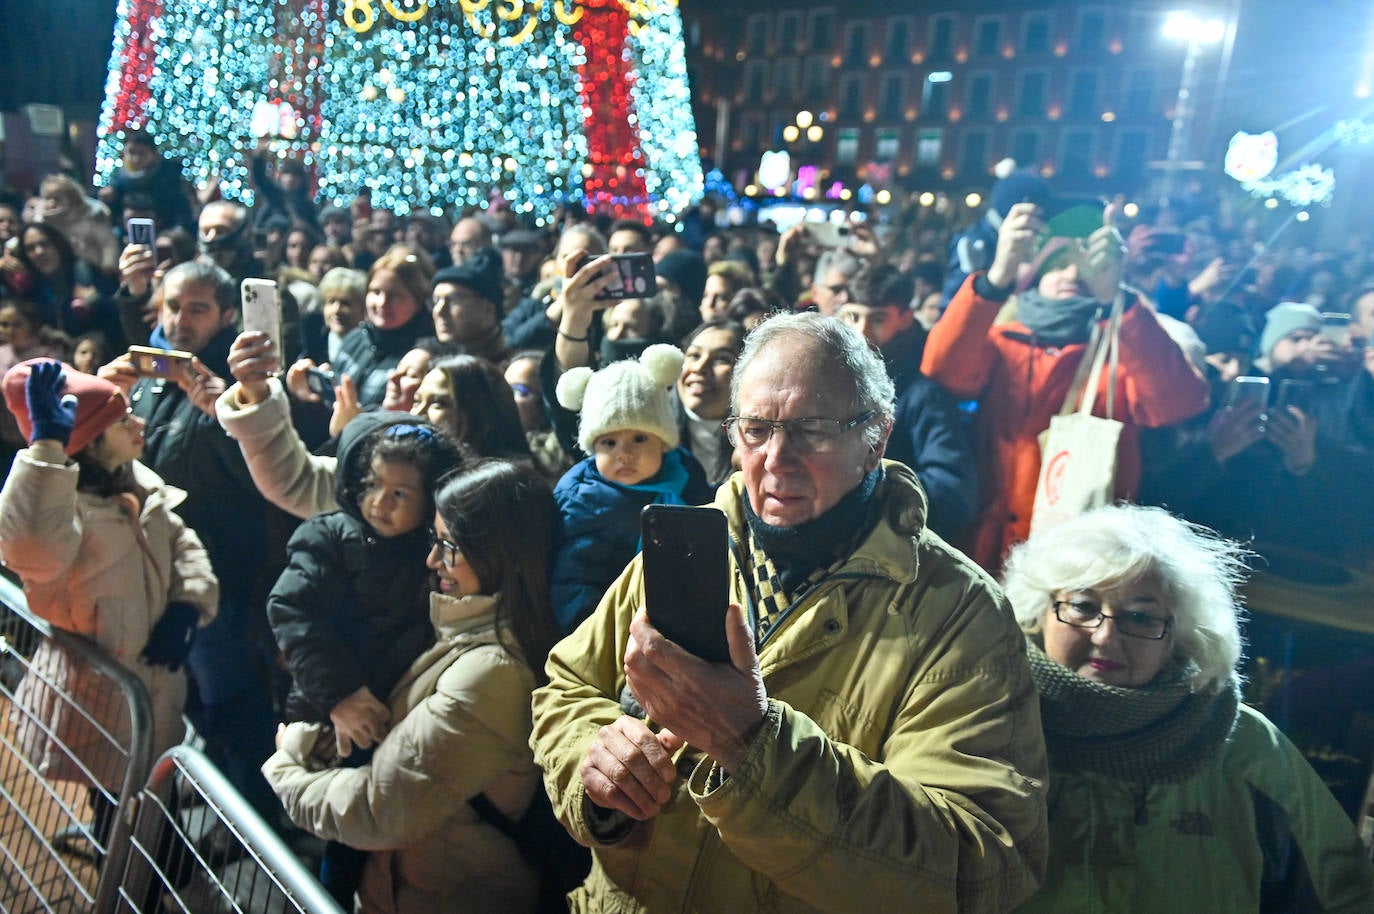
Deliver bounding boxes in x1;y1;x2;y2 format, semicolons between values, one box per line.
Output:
110;0;163;131
574;0;649;218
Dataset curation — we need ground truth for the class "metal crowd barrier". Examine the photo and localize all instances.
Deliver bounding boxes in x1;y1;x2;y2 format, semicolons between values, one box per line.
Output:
113;746;342;914
0;574;154;914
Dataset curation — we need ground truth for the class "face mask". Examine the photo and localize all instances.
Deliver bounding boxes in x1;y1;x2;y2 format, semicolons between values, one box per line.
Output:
198;219;249;263
599;335;653;366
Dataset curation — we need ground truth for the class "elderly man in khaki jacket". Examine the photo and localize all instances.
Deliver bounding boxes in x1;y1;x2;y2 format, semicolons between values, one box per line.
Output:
531;311;1049;914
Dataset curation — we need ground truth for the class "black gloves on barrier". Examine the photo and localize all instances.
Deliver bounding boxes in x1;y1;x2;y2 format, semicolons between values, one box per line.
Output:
140;602;200;671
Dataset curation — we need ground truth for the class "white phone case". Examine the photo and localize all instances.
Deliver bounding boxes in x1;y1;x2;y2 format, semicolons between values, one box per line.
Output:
240;278;282;359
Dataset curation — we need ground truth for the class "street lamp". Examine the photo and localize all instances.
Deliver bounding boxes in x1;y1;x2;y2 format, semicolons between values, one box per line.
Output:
1161;10;1226;202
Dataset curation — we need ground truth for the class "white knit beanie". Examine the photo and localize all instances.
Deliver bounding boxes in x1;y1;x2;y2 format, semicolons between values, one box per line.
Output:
556;344;684;454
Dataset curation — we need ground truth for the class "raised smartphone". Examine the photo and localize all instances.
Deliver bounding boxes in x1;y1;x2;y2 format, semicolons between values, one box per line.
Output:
641;504;731;663
125;217;156;247
1225;375;1270;412
240;278;283;360
128;345;194;379
595;253;657;301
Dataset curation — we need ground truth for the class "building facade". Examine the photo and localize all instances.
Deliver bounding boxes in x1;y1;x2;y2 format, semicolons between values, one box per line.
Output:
684;0;1232;197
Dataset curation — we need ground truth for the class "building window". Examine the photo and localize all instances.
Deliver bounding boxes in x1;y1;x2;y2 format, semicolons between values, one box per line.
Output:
837;127;861;166
929;15;956;62
1010;129;1042;167
845;23;870;67
747;15;769;56
1060;129;1095;178
809;10;834;53
745;62;767;104
961;131;990;177
1115;129;1150;186
876;127;901;162
742;115;764;154
841;76;865;120
886;19;911;65
974;17;1002;57
1068;70;1099;118
1076;9;1104;53
804;56;829;101
1022;12;1052;55
774;59;798;103
881;74;905;120
779;12;801;51
917;128;943;168
1123;68;1156;117
922;76;949;120
966;72;994;119
1018;71;1047;117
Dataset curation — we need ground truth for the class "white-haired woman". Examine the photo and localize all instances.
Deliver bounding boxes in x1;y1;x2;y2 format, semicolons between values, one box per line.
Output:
1002;504;1373;913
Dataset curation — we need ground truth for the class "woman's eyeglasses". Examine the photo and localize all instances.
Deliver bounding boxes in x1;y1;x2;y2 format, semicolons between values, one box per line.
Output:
428;528;462;567
1052;600;1172;640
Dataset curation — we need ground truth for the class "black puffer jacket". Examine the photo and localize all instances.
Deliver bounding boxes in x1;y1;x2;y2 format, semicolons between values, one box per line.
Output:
332;309;434;408
267;410;436;722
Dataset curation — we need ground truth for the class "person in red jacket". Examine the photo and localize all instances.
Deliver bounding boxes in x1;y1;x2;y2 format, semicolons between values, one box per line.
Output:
921;203;1210;572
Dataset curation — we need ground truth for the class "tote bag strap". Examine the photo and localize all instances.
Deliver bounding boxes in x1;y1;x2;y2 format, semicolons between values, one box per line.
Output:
1077;291;1126;420
1055;317;1106;417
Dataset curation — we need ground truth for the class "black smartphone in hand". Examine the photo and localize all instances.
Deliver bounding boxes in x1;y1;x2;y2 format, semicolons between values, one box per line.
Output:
641;505;730;664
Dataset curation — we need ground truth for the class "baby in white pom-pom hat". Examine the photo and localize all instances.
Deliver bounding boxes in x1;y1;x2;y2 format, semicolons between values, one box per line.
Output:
550;344;712;631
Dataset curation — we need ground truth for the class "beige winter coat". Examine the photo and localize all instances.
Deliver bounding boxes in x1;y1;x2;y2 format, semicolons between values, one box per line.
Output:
215;378;339;519
264;592;540;914
0;445;217;788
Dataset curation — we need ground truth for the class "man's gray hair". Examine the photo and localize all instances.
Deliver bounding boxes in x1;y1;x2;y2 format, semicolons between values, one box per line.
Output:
813;248;863;286
1001;504;1247;694
166;260;239;313
730;311;895;449
557;223;608;259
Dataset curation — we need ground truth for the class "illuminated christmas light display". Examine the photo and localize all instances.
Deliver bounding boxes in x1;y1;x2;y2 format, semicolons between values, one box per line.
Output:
95;0;701;220
1224;130;1335;208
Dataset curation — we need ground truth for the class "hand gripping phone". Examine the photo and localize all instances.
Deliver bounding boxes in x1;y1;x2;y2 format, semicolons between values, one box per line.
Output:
595;253;657;301
641;505;731;664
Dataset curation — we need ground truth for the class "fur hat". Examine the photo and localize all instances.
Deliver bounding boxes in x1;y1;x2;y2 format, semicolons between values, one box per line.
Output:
1259;302;1322;360
556;345;683;454
432;246;505;317
2;359;128;456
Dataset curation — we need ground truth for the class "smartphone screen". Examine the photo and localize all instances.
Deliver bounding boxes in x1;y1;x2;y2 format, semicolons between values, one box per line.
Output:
641;505;730;663
595;253;657;301
1226;375;1270;412
1319;312;1352;346
126;217;156;247
1276;378;1314;415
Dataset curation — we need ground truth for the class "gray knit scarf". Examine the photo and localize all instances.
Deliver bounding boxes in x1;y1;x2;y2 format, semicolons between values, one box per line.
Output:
1027;642;1240;784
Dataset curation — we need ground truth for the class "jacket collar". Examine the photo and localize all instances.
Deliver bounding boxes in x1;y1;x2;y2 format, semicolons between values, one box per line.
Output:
714;460;926;589
429;590;500;641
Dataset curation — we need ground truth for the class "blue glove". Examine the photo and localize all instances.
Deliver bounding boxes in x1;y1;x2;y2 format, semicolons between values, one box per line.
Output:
140;602;200;671
25;360;78;447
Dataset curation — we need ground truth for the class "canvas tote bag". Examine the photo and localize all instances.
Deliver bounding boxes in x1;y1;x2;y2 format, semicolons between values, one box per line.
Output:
1030;295;1124;534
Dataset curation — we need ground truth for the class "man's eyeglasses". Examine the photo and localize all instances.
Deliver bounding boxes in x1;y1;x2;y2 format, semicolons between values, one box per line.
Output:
1052;601;1172;640
722;409;876;455
509;382;535;397
428;528;462;567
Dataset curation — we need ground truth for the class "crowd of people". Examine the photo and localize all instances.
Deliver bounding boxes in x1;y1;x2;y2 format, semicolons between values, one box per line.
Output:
0;129;1371;914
